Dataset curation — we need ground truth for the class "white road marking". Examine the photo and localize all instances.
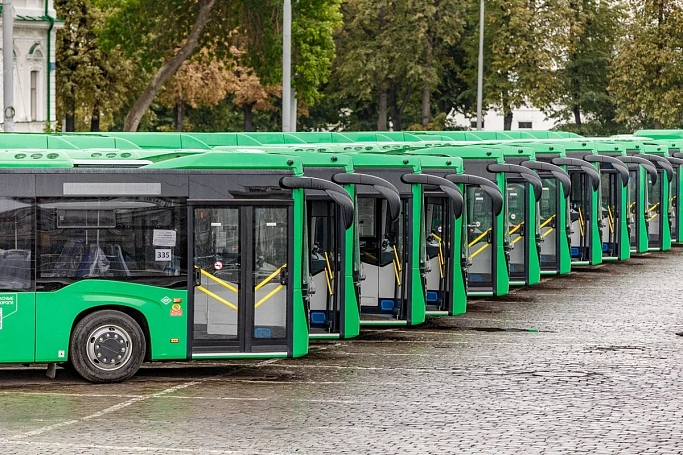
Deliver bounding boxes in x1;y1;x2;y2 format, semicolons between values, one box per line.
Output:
1;357;282;441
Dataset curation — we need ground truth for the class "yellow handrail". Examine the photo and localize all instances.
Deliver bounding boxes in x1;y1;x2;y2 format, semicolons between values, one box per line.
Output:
392;259;402;286
468;228;491;247
196;285;238;311
255;263;287;291
469;243;490;260
577;207;585;237
540;215;556;229
393;246;402;272
255;284;284;308
195;266;238;293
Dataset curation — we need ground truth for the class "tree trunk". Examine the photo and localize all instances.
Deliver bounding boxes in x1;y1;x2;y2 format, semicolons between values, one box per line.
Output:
390;83;412;131
377;88;388;131
243;103;254;131
421;86;430;127
503;109;513;131
90;105;100;132
65;114;75;132
654;120;662;129
123;0;217;131
573;105;582;127
174;102;185;132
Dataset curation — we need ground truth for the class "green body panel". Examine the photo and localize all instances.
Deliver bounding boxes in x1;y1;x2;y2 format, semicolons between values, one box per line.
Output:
0;149;73;168
285;132;356;143
239;132;307;145
291;189;309;357
188;132;263;146
34;281;187;363
0;293;35;362
60;135;142;150
82;132;212;150
0;133;79;149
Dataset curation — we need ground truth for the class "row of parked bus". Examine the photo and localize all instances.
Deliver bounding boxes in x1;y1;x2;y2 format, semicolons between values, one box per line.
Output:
0;128;680;382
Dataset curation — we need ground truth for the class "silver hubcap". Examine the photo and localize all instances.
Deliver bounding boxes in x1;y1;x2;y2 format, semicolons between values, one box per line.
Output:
86;325;133;371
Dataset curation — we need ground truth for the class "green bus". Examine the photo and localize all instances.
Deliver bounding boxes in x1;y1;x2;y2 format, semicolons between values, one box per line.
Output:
0;149;354;383
538;140;630;264
633;133;683;243
508;141;574;275
609;139;674;251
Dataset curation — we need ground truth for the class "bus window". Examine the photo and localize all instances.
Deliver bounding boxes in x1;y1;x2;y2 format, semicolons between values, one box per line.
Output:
37;198;187;290
0;198;34;291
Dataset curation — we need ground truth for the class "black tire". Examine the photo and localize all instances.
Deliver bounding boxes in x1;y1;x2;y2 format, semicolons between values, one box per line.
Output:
69;310;146;383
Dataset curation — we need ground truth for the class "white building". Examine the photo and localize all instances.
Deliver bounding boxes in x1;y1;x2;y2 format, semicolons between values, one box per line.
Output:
449;105;559;131
0;0;60;132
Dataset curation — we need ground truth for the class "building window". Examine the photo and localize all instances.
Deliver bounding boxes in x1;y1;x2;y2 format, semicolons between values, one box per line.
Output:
518;121;533;129
470;120;484;129
30;71;38;121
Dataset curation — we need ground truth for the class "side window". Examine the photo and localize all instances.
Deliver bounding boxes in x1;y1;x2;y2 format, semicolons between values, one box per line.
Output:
0;198;35;291
37;197;187;290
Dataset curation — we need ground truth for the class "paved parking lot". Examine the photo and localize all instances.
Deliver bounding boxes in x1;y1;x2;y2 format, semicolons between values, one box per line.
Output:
2;249;683;454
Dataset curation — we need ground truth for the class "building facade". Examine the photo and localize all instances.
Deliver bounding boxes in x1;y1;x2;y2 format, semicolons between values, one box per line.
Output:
449;106;559;131
0;0;60;132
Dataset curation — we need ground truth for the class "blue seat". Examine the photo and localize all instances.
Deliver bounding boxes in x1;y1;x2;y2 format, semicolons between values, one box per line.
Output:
310;311;327;325
571;247;580;257
254;327;272;339
426;291;439;303
380;299;395;311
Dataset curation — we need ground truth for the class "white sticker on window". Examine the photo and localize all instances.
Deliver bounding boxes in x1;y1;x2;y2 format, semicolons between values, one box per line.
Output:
155;249;172;261
211;222;222;227
267;222;277;227
153;229;177;247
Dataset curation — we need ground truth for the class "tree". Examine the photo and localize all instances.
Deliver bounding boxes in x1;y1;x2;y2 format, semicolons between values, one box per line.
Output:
334;0;464;131
56;0;136;131
538;0;622;133
101;0;339;131
123;0;218;131
609;0;683;129
158;51;233;131
458;0;567;130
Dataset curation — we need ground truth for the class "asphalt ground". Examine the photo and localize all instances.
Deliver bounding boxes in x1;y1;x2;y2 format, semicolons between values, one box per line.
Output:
1;248;683;454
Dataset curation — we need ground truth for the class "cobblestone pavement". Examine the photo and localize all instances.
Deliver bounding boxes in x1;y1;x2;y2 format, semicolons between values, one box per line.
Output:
2;249;683;454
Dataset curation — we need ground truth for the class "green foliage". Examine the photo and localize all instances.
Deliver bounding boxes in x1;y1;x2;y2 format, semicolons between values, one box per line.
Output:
609;0;683;128
56;0;138;130
543;0;622;127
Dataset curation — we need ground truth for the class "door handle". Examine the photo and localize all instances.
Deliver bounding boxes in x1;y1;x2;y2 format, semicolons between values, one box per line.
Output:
194;267;202;286
279;266;288;286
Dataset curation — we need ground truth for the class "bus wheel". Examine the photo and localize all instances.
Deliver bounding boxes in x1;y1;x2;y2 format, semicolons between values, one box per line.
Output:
70;310;146;383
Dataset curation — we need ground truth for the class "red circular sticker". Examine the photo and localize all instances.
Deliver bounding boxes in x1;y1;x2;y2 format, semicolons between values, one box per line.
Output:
214;261;223;271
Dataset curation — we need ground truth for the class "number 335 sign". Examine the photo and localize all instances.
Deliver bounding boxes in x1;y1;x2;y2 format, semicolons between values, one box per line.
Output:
155;249;172;261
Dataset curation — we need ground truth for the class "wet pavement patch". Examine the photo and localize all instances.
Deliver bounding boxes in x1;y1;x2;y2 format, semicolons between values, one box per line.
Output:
2;250;683;453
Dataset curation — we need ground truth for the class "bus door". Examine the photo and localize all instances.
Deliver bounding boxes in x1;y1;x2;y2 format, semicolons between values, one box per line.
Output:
600;170;622;258
618;156;657;252
424;196;450;311
446;174;503;295
307;200;341;335
191;204;291;355
552;157;603;263
521;161;572;273
642;155;674;250
668;154;683;241
506;179;526;280
487;164;542;285
357;197;406;321
404;174;462;315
